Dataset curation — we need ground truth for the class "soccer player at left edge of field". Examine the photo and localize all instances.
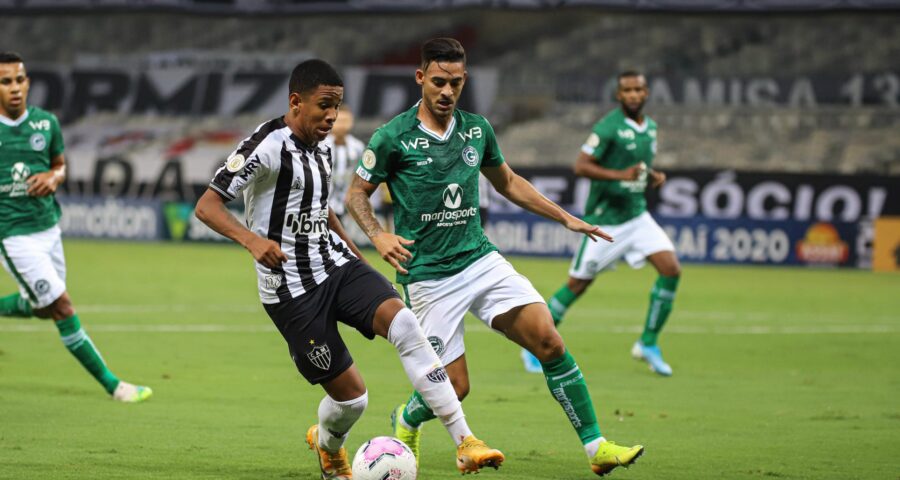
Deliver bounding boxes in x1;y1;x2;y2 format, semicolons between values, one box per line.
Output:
0;52;152;403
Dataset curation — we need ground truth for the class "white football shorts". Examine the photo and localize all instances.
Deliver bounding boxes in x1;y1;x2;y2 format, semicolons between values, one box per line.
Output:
404;251;545;364
569;211;675;280
0;225;67;309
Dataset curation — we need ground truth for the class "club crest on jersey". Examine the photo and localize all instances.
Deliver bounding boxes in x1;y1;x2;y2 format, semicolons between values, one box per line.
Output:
10;162;30;182
225;154;246;173
362;149;376;169
586;133;600;148
307;342;332;370
29;133;46;151
442;184;463;209
461;146;479;167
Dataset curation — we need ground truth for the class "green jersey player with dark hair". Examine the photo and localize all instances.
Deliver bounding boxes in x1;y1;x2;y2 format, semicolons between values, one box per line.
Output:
0;52;152;402
346;38;644;477
523;71;682;377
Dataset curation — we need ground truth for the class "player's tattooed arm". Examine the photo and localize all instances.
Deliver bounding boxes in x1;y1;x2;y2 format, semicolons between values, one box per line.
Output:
346;176;414;274
346;176;384;238
482;163;613;243
195;189;287;268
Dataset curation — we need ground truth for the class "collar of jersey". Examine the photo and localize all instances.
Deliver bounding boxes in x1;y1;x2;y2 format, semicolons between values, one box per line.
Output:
398;101;460;142
288;133;319;153
624;116;649;133
0;107;30;127
417;115;456;142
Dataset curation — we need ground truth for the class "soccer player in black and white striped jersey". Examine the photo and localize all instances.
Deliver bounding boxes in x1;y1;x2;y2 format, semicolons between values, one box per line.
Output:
195;59;503;478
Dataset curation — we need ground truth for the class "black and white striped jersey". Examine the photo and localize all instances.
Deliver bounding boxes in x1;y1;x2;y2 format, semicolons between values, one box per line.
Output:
321;133;365;215
210;117;356;304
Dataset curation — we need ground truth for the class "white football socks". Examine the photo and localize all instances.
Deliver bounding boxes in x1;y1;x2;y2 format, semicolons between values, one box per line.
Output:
317;391;368;453
388;308;472;444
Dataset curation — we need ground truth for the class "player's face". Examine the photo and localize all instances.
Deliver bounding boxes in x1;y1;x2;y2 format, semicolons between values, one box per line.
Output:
616;75;648;117
0;62;29;119
293;85;343;144
416;61;466;121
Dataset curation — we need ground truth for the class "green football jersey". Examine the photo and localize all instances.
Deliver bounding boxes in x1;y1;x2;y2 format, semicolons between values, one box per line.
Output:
357;105;504;284
581;108;657;226
0;106;65;239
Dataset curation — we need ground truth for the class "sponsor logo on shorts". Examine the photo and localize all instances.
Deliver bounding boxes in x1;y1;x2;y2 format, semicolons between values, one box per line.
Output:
427;336;445;356
307;341;332;370
30;133;46;151
34;279;51;295
426;367;448;383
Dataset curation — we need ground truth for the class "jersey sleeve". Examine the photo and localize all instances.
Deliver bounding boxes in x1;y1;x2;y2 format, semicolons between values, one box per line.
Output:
481;119;505;167
356;127;393;185
580;121;613;163
49;114;65;157
209;147;270;202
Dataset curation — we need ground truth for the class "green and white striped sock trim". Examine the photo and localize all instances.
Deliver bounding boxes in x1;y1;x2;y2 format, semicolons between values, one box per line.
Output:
60;328;88;350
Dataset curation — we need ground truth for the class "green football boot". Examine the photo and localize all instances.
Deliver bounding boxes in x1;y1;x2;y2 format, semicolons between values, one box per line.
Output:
391;403;421;465
590;441;644;476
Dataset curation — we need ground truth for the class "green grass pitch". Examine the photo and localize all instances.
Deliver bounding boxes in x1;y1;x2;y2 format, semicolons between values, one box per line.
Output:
1;240;898;479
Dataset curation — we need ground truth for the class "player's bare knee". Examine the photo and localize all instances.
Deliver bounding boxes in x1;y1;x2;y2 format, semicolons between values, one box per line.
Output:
50;295;74;321
532;333;565;362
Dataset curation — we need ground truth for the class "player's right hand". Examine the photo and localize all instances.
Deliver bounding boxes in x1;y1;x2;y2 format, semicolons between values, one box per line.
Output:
372;232;414;274
247;237;288;268
620;164;643;181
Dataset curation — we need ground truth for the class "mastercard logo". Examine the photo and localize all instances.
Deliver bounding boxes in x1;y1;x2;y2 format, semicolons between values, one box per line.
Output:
796;223;849;264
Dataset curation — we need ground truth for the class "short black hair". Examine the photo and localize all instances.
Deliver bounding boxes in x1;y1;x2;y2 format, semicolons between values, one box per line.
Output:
0;52;24;64
618;70;644;85
421;38;466;70
289;59;343;95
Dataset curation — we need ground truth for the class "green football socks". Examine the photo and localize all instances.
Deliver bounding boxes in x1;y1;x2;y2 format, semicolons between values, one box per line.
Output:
401;390;437;429
641;275;679;347
547;285;578;326
542;350;602;445
55;314;120;394
0;292;32;317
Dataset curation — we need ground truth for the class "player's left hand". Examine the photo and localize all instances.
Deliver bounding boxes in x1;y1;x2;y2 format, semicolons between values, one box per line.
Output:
26;171;62;197
565;217;613;243
649;169;666;188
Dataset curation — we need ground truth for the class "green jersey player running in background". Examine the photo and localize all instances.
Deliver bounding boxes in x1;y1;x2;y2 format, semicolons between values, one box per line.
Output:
523;71;681;377
346;38;644;477
0;52;151;402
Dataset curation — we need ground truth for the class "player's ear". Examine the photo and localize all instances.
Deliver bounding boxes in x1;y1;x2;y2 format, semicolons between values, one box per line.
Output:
289;91;302;113
415;69;425;86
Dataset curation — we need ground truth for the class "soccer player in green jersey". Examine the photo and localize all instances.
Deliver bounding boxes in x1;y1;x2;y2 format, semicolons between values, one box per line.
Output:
0;52;151;402
524;71;681;377
346;38;644;476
